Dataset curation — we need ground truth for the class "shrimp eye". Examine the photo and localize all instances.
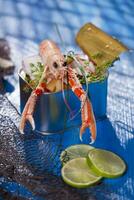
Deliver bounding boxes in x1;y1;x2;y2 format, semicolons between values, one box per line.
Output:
63;61;67;66
53;62;58;68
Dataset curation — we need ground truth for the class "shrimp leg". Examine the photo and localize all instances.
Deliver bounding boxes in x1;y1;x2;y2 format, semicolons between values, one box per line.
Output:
19;67;48;134
68;67;96;143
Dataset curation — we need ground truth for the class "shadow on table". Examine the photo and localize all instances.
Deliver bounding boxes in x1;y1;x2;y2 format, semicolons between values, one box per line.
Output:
0;110;133;199
22;116;134;199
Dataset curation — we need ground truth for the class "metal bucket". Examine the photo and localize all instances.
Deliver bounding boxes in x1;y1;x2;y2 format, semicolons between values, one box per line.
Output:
19;70;107;134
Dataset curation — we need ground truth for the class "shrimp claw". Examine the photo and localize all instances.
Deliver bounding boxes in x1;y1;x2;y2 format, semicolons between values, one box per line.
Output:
19;92;38;134
68;67;96;143
80;96;96;143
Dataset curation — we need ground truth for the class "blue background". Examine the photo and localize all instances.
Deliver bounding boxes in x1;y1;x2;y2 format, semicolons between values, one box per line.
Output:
0;0;134;200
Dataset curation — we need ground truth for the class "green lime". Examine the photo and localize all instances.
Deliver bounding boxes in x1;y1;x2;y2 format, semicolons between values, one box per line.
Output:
60;144;94;165
87;149;126;178
61;157;102;188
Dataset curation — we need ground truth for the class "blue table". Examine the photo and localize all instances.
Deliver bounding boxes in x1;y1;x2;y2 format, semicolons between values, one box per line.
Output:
0;0;134;199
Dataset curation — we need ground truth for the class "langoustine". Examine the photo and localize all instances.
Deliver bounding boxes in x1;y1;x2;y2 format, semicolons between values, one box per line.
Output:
19;40;97;143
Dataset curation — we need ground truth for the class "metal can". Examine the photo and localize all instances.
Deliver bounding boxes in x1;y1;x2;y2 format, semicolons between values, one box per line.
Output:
19;70;107;134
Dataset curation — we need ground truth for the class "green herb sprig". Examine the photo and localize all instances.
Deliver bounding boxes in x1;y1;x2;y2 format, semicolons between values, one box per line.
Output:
24;62;45;92
66;53;115;84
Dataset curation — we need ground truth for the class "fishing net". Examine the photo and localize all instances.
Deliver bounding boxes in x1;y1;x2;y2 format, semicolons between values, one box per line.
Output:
0;94;113;200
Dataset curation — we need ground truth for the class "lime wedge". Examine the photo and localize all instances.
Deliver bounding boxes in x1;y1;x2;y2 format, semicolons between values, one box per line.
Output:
61;158;102;188
60;144;94;165
87;149;126;178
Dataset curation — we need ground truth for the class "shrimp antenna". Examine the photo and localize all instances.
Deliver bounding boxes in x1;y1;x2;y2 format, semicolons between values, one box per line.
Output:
54;23;66;52
54;23;74;116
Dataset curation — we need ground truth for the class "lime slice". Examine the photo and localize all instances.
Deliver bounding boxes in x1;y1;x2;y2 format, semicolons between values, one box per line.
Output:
87;149;126;178
61;157;102;188
60;144;94;165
